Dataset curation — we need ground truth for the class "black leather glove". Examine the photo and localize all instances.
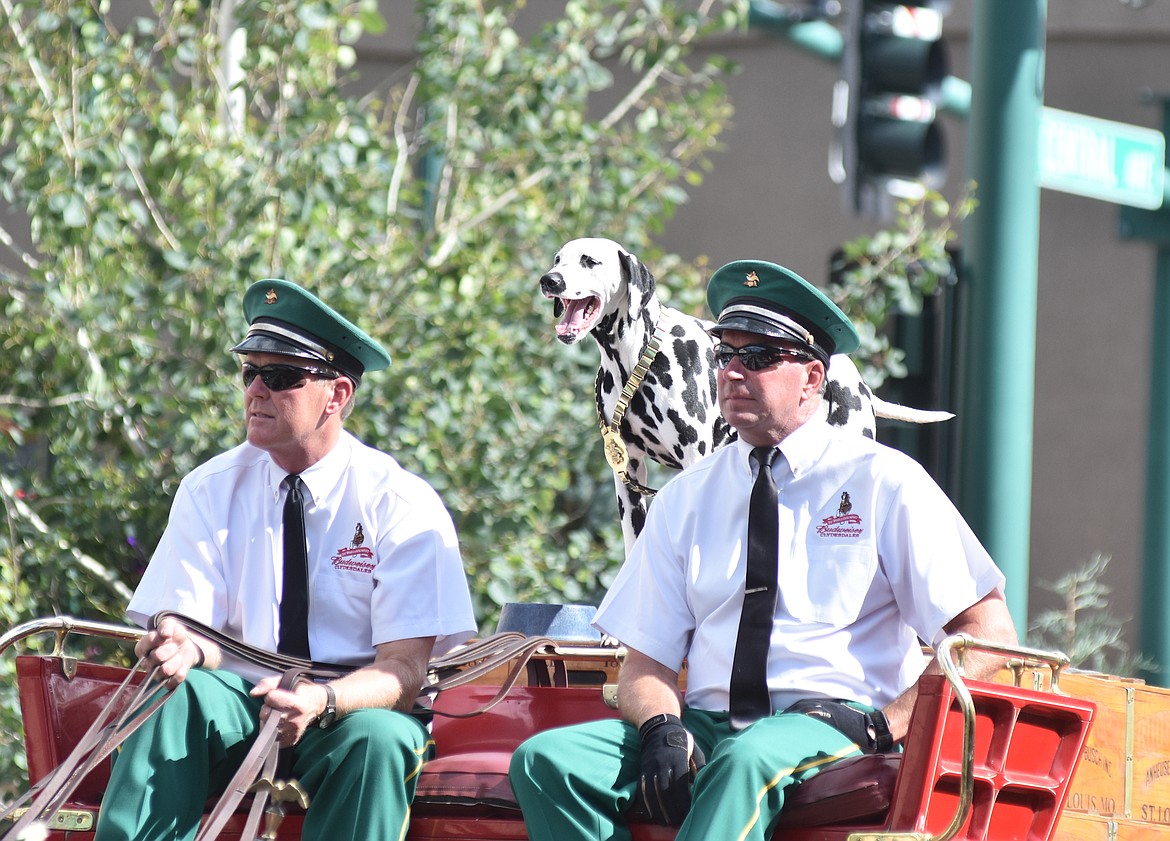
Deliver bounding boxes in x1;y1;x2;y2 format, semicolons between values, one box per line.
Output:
784;699;894;754
634;713;707;826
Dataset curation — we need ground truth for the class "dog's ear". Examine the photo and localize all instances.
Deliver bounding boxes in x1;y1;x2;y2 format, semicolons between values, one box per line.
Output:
618;248;656;321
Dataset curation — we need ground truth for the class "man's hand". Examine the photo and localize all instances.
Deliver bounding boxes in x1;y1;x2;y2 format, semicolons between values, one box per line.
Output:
785;700;894;754
135;616;206;689
252;678;329;748
635;713;706;826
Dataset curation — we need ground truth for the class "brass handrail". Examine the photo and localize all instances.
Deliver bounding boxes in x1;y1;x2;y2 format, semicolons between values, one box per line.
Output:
0;615;144;658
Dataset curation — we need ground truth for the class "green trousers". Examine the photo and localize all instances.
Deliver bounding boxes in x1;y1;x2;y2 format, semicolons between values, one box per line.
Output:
509;707;864;841
93;668;433;841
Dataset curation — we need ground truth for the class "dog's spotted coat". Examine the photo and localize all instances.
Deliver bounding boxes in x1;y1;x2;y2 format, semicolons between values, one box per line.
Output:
540;237;952;552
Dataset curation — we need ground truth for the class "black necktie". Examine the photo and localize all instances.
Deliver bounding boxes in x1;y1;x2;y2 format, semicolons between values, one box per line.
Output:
279;474;311;658
729;446;779;730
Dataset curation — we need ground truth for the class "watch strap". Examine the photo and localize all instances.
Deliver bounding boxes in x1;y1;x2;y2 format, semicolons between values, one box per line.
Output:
316;683;337;729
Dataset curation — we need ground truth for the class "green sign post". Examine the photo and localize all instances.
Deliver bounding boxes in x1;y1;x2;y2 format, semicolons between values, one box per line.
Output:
1119;94;1170;686
1039;107;1165;209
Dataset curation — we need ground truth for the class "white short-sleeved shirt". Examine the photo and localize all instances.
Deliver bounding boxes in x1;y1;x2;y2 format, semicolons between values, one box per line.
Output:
594;419;1005;714
128;431;476;679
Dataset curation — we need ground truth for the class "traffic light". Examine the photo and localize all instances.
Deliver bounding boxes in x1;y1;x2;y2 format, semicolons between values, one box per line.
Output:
830;1;950;217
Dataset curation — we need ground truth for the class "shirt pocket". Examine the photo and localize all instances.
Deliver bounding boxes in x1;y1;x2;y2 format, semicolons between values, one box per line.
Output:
313;566;376;601
781;544;877;626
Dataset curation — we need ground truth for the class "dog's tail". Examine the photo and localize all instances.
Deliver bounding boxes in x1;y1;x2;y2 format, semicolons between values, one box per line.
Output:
872;397;955;424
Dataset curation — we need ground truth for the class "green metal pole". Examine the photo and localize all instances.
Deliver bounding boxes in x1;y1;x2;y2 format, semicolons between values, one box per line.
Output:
1141;244;1170;685
1122;96;1170;685
958;0;1047;629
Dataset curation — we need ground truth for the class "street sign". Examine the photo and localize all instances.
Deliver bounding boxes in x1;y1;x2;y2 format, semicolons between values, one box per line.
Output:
1038;107;1165;209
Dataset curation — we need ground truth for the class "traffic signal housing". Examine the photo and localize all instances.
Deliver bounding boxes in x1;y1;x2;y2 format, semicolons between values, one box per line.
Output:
830;1;951;217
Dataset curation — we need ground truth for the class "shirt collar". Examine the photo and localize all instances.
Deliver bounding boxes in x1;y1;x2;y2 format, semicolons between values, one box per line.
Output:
733;417;832;481
263;431;354;506
778;418;832;479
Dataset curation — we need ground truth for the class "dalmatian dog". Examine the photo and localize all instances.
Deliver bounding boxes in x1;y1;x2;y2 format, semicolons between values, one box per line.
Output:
539;237;953;553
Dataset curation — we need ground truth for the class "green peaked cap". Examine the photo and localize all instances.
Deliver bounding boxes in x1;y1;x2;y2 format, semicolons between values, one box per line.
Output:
230;279;391;382
706;260;859;364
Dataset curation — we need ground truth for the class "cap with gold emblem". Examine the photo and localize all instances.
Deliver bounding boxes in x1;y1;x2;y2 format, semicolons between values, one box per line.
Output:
229;279;391;383
706;259;859;366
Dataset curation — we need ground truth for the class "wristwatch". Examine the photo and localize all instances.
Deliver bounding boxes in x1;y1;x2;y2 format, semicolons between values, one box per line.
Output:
315;684;337;730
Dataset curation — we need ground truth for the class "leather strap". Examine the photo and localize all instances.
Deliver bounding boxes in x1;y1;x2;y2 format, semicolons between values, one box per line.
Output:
188;619;557;838
153;610;351;675
1;657;173;839
420;632;558;717
154;611;558;718
194;631;560;838
197;668;312;841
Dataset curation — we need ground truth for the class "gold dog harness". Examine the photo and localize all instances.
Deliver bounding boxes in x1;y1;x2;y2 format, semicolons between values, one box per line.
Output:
597;317;670;498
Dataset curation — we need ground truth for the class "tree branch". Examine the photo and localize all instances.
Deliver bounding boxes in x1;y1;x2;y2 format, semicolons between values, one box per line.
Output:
0;222;41;272
0;473;134;603
0;393;89;409
117;140;182;252
0;0;76;158
429;1;718;265
387;72;420;219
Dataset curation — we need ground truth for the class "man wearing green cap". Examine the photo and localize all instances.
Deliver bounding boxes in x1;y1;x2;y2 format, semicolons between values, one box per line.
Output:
510;260;1017;841
94;280;477;841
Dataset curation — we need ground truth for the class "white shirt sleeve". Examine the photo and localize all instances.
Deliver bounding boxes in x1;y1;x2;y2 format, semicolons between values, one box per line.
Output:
126;477;229;630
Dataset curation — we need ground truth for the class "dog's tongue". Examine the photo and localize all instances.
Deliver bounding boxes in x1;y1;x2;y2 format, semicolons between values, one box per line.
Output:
556;298;592;337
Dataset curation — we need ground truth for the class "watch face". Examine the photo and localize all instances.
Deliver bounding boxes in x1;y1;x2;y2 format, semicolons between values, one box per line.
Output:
317;711;336;729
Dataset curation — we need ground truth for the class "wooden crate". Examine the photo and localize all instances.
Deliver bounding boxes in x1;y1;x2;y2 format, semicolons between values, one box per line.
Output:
1062;672;1138;819
1055;672;1170;829
1055;812;1170;841
1132;683;1170;825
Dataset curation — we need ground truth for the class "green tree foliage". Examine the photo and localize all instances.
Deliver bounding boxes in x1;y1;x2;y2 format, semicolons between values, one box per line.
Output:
827;187;975;389
1027;553;1158;677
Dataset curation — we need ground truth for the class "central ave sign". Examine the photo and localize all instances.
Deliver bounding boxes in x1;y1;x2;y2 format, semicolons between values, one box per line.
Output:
1038;107;1166;209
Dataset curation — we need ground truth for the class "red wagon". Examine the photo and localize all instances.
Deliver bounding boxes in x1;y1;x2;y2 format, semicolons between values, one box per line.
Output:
0;615;1106;841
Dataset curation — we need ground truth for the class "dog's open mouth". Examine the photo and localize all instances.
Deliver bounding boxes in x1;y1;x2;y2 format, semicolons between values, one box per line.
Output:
553;295;601;343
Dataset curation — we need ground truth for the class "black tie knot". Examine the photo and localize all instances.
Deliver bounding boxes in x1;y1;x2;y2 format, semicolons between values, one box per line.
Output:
752;446;777;472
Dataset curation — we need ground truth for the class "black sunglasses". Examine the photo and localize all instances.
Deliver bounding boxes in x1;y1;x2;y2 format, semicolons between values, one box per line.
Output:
241;363;339;392
713;343;815;372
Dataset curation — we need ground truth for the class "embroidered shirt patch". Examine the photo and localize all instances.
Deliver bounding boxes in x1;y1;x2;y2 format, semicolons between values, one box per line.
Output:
331;522;374;573
816;492;863;537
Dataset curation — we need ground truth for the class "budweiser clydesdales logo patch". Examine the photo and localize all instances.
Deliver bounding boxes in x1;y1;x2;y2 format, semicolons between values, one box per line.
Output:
331;522;374;573
816;492;863;537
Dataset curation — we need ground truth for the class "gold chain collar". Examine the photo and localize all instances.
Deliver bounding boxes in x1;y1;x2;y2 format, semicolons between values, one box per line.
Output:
597;317;670;499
